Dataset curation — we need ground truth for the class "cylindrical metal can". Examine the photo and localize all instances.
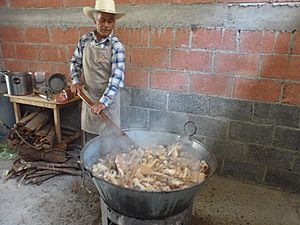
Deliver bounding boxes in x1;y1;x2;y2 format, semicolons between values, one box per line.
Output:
4;72;33;95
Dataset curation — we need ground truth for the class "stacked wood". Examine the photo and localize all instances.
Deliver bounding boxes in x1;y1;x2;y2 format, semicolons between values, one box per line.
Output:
4;158;82;186
6;111;81;163
5;111;82;185
19;145;67;163
7;111;56;151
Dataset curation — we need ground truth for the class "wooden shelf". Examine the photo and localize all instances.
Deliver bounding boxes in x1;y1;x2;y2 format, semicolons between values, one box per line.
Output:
4;94;80;143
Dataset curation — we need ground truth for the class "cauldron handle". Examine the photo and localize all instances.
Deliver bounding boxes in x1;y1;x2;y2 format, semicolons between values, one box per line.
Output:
79;162;100;195
184;121;197;136
77;90;138;149
0;70;9;76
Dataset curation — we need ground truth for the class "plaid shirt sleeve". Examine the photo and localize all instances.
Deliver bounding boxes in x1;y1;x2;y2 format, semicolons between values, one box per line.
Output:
70;36;85;84
99;39;125;107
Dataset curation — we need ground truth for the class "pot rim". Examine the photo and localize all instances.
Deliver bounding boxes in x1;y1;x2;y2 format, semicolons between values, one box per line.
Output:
3;71;33;76
81;128;218;194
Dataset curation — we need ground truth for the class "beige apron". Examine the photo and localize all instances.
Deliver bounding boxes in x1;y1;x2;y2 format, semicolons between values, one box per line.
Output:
81;40;120;135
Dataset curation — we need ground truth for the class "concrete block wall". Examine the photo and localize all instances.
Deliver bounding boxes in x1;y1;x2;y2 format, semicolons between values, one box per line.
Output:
0;0;300;192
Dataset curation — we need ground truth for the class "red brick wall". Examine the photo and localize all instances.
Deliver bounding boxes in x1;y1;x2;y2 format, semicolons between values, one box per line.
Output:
1;0;300;106
0;26;85;77
119;27;300;105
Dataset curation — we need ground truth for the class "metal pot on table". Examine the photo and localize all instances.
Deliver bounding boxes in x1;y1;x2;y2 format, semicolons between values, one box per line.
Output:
81;128;217;219
0;71;7;94
0;71;33;96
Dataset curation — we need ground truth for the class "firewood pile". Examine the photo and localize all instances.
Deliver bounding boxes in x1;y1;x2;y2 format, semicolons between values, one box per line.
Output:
4;158;82;186
5;110;83;185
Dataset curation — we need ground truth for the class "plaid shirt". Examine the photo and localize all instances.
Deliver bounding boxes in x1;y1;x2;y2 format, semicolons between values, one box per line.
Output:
70;31;125;107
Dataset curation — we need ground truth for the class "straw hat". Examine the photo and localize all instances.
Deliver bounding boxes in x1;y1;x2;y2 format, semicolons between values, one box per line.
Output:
83;0;126;21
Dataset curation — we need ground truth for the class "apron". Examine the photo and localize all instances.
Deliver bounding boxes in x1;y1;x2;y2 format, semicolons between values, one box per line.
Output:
81;39;120;135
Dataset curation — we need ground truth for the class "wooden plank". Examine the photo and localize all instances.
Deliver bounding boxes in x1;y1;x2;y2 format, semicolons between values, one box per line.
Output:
35;116;52;133
18;112;39;125
4;94;80;107
12;102;21;123
53;108;61;143
35;123;51;137
41;127;56;144
24;111;49;132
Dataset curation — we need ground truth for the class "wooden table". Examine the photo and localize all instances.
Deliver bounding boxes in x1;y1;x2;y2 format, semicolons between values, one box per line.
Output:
4;94;80;143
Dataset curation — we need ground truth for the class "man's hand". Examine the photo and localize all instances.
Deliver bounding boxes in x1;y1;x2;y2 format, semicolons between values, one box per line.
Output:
70;83;83;94
92;102;106;114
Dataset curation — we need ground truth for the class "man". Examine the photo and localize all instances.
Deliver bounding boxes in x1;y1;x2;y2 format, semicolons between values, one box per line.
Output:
70;0;126;144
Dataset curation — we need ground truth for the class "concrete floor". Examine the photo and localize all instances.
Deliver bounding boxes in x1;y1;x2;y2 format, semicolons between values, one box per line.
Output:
0;159;300;225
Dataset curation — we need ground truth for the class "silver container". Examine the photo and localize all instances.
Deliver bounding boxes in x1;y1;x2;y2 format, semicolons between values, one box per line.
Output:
0;72;7;94
2;72;33;95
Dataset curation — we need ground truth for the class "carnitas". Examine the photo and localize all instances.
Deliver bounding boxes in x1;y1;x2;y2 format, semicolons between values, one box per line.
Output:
91;143;209;192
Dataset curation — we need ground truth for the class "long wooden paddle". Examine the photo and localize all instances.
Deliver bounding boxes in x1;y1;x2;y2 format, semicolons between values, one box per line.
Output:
77;90;138;148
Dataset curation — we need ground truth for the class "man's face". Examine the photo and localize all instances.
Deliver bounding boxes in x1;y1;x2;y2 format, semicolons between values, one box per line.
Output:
96;12;115;39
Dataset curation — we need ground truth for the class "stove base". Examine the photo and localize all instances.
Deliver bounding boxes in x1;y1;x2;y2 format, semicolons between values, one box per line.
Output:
101;199;192;225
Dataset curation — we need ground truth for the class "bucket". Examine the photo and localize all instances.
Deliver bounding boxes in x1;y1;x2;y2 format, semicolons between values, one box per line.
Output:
34;71;46;84
3;72;33;96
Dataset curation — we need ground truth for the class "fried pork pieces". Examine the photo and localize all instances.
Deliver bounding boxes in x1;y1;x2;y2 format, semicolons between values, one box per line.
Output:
92;143;209;191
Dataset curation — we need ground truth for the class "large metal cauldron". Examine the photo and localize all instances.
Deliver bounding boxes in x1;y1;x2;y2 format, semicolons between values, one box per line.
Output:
81;129;217;219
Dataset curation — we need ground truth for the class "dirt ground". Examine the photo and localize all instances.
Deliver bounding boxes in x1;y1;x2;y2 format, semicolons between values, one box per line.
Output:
0;159;100;225
1;159;300;225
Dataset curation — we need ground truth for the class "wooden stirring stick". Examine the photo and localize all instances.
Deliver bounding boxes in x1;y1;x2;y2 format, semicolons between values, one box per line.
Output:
77;90;138;148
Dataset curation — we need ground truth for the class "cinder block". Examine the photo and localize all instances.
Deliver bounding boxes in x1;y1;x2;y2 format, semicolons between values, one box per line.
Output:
253;102;300;128
149;110;188;134
131;88;167;110
245;144;293;170
60;102;81;129
265;168;300;193
190;115;228;139
169;92;208;115
229;121;273;145
222;160;265;183
273;127;300;151
208;97;253;121
121;106;148;129
0;125;10;136
205;137;246;161
120;88;131;112
293;157;300;174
